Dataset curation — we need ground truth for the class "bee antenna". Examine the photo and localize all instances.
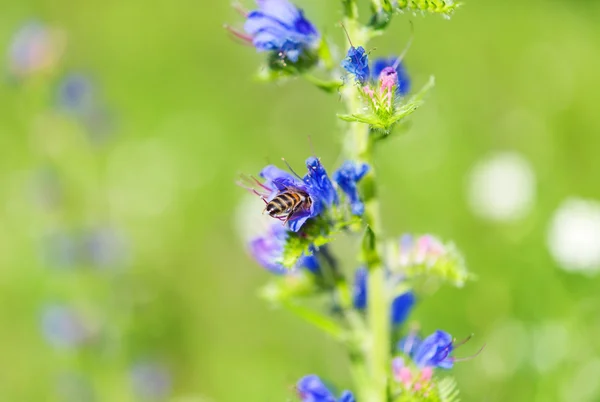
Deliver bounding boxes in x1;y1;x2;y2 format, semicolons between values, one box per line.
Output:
393;20;414;69
282;157;303;180
339;22;354;48
453;343;486;362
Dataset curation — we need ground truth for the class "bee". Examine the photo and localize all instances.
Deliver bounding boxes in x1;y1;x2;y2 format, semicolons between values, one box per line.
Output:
264;188;312;224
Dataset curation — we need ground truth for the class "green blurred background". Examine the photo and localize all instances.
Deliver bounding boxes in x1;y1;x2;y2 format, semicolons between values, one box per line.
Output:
2;0;600;401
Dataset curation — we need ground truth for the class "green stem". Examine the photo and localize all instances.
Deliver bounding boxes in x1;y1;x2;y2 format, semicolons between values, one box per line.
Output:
341;23;390;402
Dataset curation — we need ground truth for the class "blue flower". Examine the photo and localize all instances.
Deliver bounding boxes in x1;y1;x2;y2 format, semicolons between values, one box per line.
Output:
249;223;319;274
371;57;411;95
352;268;415;325
399;330;456;369
242;0;319;63
333;161;369;216
296;375;355;402
256;157;336;232
341;46;370;84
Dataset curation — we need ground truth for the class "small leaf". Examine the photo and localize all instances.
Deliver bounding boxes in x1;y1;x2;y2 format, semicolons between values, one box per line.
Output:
361;226;381;268
303;74;343;93
337;114;380;125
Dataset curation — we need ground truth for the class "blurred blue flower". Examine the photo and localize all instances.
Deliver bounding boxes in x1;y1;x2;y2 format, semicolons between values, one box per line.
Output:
352;267;368;310
130;361;172;400
399;330;456;369
390;291;416;325
242;0;319;62
353;268;415;325
41;304;91;349
296;375;355;402
249;223;319;274
341;46;370;84
57;73;95;114
371;57;411;95
333;161;369;216
257;157;336;232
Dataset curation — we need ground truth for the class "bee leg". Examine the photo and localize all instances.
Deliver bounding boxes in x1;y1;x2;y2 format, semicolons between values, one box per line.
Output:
282;204;302;226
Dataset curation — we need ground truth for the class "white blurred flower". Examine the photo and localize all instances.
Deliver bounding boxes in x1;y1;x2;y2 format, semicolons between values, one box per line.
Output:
234;193;272;244
547;198;600;274
467;152;536;222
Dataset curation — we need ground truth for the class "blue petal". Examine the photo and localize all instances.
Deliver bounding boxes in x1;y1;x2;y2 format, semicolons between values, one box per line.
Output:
412;330;454;369
260;165;304;193
391;292;415;325
352;267;368;310
243;0;319;60
256;0;301;27
297;375;336;402
341;46;370;84
248;225;288;274
398;332;421;356
333;161;369;216
304;157;337;207
337;391;355;402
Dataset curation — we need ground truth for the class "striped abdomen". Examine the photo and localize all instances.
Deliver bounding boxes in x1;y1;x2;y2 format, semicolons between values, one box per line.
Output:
265;191;311;219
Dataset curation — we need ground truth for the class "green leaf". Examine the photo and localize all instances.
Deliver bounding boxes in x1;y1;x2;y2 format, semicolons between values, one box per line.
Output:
337;113;381;125
303;74;343;94
361;226;381;268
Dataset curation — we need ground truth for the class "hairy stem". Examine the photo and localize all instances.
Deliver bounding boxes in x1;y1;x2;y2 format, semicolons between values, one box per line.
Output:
341;23;390;402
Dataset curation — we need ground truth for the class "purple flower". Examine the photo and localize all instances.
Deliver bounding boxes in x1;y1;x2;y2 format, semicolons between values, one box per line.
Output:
399;330;456;369
254;157;336;232
228;0;319;63
341;46;370;84
352;268;415;325
296;375;355;402
333;161;369;216
249;223;319;274
372;57;411;95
